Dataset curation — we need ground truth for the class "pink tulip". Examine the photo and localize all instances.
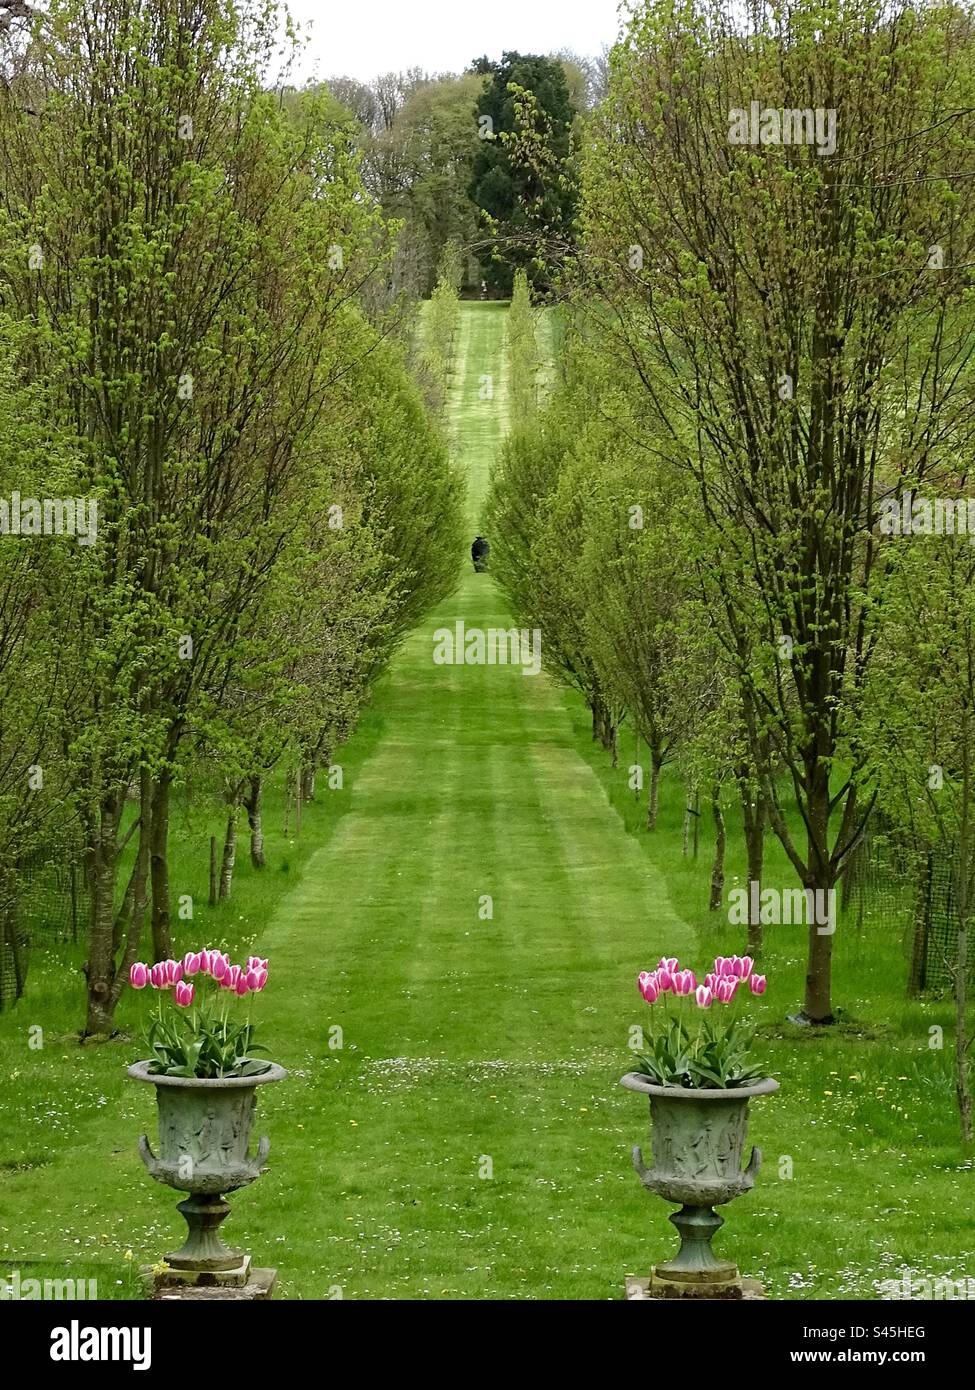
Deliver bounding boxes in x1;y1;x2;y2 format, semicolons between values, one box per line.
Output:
162;959;183;986
656;969;673;993
695;985;713;1009
149;962;166;988
672;969;696;996
174;981;195;1007
715;976;738;1004
254;968;268;992
129;962;149;989
211;953;228;982
642;978;660;1004
732;956;754;980
749;974;767;996
247;957;268;972
704;972;720;992
183;951;202;976
235;974;250;997
713;956;735;977
223;964;242;992
658;957;679;974
245;968;261;992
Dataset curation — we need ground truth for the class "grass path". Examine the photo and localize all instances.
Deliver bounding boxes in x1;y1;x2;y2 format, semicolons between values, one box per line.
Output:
244;301;698;1297
6;303;969;1302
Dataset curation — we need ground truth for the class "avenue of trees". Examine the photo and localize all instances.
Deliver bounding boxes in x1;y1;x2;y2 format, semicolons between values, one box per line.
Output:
487;0;975;1134
0;0;462;1030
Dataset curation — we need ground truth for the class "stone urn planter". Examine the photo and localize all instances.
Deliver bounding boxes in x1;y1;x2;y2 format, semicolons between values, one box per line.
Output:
621;1072;778;1298
128;1060;286;1283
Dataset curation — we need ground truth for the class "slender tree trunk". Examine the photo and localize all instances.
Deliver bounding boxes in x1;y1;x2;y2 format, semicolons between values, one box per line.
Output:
219;785;243;901
709;785;726;911
954;712;973;1142
740;782;767;956
209;835;218;908
85;771;152;1036
244;774;266;869
149;770;172;961
647;753;663;830
802;773;836;1023
84;792;123;1036
301;765;316;803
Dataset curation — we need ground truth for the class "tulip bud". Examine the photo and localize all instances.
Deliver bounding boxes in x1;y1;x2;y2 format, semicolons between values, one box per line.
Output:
129;962;149;989
749;974;767;996
695;985;713;1009
174;981;195;1007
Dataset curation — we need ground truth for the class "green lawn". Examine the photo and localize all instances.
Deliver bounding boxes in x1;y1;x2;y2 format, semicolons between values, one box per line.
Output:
1;302;972;1301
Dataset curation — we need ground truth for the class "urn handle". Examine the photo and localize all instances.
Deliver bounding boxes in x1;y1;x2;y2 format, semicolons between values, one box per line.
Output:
745;1145;762;1178
137;1133;162;1178
632;1144;652;1185
247;1134;271;1177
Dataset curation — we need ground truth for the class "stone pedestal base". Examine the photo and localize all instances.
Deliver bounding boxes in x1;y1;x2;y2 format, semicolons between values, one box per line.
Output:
625;1274;765;1301
152;1267;276;1301
150;1254;253;1288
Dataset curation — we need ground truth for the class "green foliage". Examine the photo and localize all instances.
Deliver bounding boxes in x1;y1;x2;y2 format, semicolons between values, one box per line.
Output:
506;269;541;427
635;1013;767;1090
469;51;578;295
144;1005;269;1080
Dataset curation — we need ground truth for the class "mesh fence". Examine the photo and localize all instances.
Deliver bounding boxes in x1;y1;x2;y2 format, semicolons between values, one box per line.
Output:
842;819;974;996
0;840;88;1011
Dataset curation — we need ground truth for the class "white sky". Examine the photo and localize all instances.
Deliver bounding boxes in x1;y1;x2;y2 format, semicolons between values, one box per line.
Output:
277;0;628;84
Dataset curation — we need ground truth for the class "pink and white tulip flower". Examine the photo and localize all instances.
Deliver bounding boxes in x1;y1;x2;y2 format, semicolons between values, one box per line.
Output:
174;981;195;1007
129;962;149;989
749;974;767;996
695;985;713;1009
672;969;696;996
658;957;679;974
182;951;202;976
731;955;754;980
715;976;738;1004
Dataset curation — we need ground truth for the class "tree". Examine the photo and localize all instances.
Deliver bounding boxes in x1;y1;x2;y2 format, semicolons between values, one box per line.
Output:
579;0;975;1022
863;534;975;1140
469;51;577;296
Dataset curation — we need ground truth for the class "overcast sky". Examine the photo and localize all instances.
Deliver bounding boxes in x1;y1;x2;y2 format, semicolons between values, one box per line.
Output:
276;0;628;84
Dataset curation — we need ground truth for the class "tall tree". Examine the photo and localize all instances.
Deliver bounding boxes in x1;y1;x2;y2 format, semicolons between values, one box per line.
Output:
469;51;577;296
579;0;975;1022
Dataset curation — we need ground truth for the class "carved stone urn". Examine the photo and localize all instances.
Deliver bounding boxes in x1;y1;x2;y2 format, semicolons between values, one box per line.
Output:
621;1072;778;1298
128;1061;286;1285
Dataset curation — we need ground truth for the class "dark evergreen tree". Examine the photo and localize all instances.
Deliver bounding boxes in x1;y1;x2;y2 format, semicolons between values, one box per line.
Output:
469;51;577;296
